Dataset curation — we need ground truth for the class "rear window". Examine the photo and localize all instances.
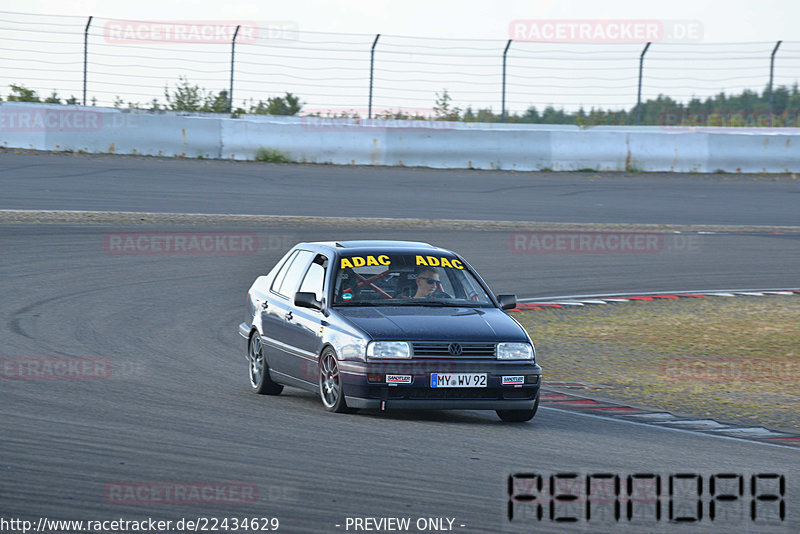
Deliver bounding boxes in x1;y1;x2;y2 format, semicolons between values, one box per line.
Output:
332;252;493;307
272;249;314;297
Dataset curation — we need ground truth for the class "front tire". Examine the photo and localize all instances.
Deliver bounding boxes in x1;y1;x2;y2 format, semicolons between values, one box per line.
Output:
248;333;283;395
318;348;352;413
496;390;539;422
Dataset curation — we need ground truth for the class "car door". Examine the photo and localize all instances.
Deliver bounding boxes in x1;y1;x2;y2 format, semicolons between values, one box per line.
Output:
290;253;329;384
265;249;314;377
257;249;296;375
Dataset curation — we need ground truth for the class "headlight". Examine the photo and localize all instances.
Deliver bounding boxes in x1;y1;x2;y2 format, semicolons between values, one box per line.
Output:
366;341;411;359
497;342;533;360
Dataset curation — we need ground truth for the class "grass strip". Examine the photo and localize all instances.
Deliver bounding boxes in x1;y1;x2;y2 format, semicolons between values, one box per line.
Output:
514;295;800;432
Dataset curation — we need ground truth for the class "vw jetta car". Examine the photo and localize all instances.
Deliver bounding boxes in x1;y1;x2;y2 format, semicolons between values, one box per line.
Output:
238;240;541;422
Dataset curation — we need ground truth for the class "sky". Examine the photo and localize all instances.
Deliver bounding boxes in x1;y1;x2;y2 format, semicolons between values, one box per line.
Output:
21;0;797;42
4;1;799;115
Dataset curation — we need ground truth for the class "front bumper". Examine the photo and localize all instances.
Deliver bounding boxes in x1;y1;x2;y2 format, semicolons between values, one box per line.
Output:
238;322;251;339
340;359;541;411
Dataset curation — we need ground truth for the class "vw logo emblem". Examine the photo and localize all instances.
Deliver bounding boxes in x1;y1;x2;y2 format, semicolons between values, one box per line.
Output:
448;343;463;356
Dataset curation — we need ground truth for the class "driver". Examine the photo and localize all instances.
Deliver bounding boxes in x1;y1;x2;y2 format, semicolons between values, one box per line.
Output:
413;266;443;298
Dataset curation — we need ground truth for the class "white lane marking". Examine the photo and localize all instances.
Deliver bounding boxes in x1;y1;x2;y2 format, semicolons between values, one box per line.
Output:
578;300;608;304
735;292;765;296
547;382;610;389
708;292;736;297
623;412;679;421
540;407;796;450
706;427;790;438
552;302;585;306
518;288;800;303
655;419;730;429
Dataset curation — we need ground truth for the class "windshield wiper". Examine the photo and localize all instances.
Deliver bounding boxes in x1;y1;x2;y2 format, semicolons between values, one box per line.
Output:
334;300;454;307
334;300;484;308
391;300;455;306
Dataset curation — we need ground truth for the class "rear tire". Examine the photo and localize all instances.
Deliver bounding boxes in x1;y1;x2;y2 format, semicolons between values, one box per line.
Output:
496;390;539;422
248;333;283;395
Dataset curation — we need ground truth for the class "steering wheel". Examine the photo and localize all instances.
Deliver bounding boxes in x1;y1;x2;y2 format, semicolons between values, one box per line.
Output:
431;289;452;299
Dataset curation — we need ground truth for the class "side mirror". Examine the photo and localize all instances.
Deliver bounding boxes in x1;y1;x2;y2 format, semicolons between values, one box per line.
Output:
497;294;517;311
295;292;323;312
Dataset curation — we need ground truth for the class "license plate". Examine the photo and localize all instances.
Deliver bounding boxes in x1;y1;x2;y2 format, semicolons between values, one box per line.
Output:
431;373;487;388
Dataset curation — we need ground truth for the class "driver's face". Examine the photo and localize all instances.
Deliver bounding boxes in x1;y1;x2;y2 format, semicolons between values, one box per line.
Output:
415;272;440;297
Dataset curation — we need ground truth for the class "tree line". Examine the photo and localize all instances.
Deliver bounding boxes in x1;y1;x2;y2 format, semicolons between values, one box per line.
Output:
4;78;799;127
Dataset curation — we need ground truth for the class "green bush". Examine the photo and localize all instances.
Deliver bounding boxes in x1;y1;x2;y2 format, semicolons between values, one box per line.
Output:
255;147;292;163
7;84;41;102
164;76;231;112
247;93;302;115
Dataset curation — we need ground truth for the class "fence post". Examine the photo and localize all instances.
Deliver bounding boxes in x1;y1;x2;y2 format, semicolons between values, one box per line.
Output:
768;40;782;126
368;34;380;119
635;42;651;125
83;16;93;106
501;39;512;122
229;25;241;114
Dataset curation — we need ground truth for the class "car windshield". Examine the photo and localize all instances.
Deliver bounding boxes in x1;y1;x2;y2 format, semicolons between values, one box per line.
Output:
331;252;494;307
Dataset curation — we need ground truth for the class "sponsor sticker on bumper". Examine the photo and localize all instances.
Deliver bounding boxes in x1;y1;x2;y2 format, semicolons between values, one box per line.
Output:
502;375;525;385
386;374;412;385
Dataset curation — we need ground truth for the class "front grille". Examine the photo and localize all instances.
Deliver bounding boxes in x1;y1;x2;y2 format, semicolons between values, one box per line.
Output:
411;342;496;358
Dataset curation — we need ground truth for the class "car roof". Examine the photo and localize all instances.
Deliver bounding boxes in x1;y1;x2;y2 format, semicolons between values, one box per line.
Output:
301;240;453;255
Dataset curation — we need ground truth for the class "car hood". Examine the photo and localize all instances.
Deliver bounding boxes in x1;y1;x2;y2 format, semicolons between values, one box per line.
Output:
335;306;529;342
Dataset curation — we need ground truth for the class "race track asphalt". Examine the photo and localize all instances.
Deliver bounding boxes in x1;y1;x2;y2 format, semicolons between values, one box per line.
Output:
1;151;799;226
1;152;798;533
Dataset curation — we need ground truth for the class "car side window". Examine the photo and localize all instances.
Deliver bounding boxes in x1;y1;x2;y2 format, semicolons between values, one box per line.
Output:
275;250;314;298
298;255;327;302
270;250;299;294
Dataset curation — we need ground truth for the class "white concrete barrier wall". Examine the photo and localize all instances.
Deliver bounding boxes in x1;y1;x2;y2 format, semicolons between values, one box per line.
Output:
706;132;798;173
1;102;798;173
